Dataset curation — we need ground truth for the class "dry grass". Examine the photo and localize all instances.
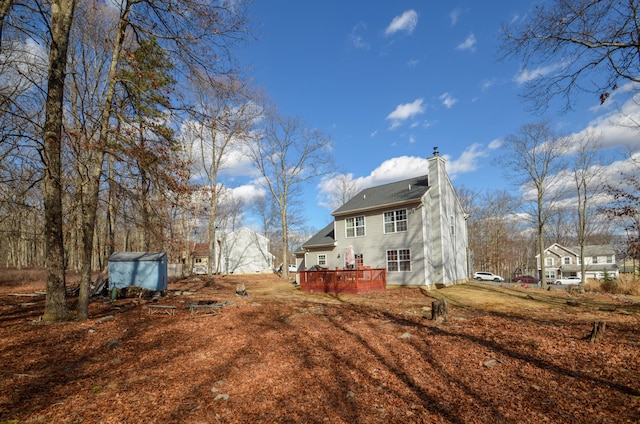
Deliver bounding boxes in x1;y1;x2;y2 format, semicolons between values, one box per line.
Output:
582;273;640;296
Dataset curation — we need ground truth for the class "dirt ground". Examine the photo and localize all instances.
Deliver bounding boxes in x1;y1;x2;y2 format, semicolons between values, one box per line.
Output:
1;270;639;424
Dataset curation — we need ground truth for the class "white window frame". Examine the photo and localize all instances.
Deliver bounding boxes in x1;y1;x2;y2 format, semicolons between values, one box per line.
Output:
386;249;411;272
345;216;365;238
317;254;327;266
563;257;571;265
545;257;554;266
383;209;408;234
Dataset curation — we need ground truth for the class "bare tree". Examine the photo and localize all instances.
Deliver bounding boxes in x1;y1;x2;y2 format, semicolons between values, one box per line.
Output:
188;75;261;276
470;190;517;277
323;173;360;211
500;0;640;112
603;153;640;266
499;121;570;284
70;0;252;319
571;131;605;282
245;112;333;278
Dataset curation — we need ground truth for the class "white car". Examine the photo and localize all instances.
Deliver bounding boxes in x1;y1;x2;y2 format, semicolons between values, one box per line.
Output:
473;271;504;282
553;276;582;285
288;264;297;273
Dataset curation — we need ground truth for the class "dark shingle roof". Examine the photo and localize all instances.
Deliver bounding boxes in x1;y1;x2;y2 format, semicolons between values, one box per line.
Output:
332;175;429;216
302;222;335;248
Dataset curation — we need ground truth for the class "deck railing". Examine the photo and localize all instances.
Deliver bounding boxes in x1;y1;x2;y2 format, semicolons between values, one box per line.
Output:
299;268;386;294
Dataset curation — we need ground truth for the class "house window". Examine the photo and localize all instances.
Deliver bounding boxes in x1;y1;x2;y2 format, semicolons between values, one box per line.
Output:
545;257;554;266
346;216;365;237
195;258;202;264
545;270;556;280
384;210;407;233
450;215;455;236
317;254;326;266
592;256;598;264
355;254;364;268
387;249;411;272
606;256;613;264
563;257;571;265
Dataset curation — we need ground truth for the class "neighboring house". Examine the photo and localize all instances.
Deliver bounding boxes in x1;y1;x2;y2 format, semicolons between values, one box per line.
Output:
297;150;469;287
191;242;210;271
190;227;274;275
220;227;274;274
537;243;619;282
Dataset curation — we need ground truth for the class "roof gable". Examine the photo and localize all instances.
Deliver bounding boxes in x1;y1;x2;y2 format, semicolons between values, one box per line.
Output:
302;223;335;248
228;226;269;242
332;175;429;216
539;243;615;258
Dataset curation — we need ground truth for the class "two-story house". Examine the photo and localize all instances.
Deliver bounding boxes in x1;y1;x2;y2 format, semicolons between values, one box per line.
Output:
537;243;619;282
297;150;469;287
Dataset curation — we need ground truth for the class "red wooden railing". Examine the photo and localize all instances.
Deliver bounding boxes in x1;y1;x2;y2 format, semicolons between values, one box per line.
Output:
299;268;386;294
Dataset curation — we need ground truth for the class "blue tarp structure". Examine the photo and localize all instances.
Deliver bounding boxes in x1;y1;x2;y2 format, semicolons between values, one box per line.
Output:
108;252;168;291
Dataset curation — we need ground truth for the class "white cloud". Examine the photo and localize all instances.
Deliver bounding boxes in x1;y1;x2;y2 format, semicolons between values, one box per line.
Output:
488;139;503;150
385;10;418;36
514;62;565;85
439;92;458;109
229;184;265;203
481;79;496;92
179;120;256;182
317;145;494;210
0;39;47;92
450;8;463;26
349;22;370;50
571;95;640;151
386;98;425;129
456;33;476;52
444;143;489;175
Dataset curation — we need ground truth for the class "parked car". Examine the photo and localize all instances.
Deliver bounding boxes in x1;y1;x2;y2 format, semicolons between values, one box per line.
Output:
275;264;297;273
473;271;504;282
511;275;539;284
553;276;582;285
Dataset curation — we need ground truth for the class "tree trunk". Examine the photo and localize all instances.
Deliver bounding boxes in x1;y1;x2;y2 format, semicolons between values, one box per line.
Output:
42;0;77;322
586;321;606;343
77;5;130;320
281;202;288;279
431;298;448;321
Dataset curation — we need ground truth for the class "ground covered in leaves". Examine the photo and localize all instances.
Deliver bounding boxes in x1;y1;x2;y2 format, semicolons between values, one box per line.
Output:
1;270;639;423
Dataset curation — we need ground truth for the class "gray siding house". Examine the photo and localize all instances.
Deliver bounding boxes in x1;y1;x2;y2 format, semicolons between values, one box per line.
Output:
298;151;469;287
538;243;619;282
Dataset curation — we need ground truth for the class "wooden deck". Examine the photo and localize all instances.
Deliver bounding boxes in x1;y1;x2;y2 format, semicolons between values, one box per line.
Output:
299;268;386;294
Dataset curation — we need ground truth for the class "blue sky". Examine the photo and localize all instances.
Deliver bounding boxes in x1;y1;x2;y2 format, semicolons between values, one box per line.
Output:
220;1;640;231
